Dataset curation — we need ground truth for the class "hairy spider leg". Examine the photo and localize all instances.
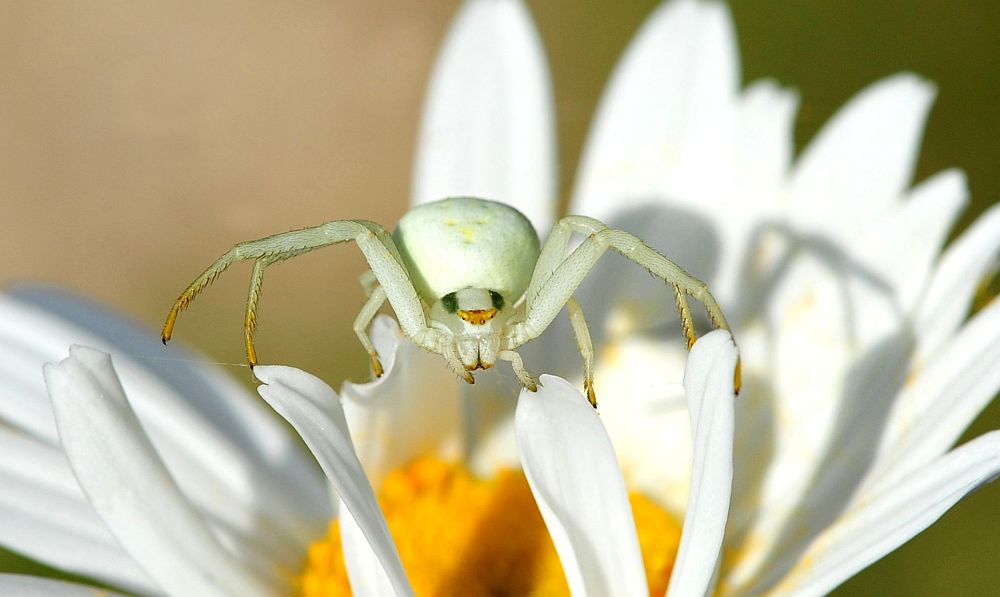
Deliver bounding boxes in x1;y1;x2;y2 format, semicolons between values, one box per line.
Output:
353;285;387;377
498;349;537;392
510;215;739;395
162;219;446;368
565;297;597;407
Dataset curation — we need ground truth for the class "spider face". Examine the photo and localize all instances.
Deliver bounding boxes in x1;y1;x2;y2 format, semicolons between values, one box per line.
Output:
432;287;508;371
162;196;735;408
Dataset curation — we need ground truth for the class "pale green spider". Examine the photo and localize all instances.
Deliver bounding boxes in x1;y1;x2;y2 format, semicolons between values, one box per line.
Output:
162;197;735;407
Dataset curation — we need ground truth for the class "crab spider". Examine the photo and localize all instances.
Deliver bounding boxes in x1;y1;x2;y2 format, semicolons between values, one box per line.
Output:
162;197;736;408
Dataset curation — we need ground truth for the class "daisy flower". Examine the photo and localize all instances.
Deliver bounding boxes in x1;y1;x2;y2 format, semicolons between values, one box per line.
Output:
2;1;999;596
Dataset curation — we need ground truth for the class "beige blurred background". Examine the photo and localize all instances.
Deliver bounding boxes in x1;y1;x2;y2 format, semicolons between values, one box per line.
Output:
1;1;997;594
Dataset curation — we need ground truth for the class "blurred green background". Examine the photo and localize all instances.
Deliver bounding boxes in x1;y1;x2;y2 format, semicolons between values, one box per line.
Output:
1;0;997;594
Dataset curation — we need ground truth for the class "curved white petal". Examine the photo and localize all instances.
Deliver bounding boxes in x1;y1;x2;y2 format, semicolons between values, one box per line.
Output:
0;574;127;597
412;0;556;233
775;431;1000;597
668;330;737;597
791;74;935;230
341;316;462;484
515;374;646;597
873;298;1000;491
914;204;1000;359
255;365;414;597
44;346;273;597
0;289;330;571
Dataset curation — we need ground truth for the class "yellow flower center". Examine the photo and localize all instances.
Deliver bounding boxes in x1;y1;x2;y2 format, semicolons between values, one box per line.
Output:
300;457;682;596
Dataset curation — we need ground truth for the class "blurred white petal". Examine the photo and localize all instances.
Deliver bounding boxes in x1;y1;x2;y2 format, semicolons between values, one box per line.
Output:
791;74;935;229
1;289;329;573
515;375;646;597
884;169;968;311
776;431;1000;596
0;488;152;594
0;574;127;597
0;427;153;593
412;0;556;233
44;346;273;597
667;330;737;597
873;299;1000;491
914;204;1000;359
574;0;740;221
734;79;799;194
255;365;414;597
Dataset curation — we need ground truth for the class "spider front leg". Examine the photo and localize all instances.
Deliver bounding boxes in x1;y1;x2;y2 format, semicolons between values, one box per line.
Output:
509;215;738;402
163;219;432;369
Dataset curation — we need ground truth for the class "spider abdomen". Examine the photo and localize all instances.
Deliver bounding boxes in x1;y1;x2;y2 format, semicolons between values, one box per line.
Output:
392;197;540;304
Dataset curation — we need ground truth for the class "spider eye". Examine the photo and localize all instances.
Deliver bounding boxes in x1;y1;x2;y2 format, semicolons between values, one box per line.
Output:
441;292;458;313
489;290;505;311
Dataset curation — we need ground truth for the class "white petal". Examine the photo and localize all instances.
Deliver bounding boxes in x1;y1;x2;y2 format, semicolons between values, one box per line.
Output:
791;74;935;228
340;499;396;597
734;79;798;191
571;0;783;308
593;336;692;515
885;168;968;312
341;316;462;484
44;346;273;597
723;329;914;595
0;288;331;560
255;365;414;597
0;574;127;597
573;0;740;220
775;431;1000;596
873;298;1000;491
0;427;155;593
412;0;556;233
914;203;1000;360
667;330;737;597
0;483;153;594
515;374;646;597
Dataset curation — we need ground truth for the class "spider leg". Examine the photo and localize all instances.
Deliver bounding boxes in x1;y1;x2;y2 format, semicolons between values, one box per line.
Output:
163;219;432;368
353;285;387;377
566;297;596;407
243;257;275;366
509;215;737;390
499;349;537;392
358;270;379;298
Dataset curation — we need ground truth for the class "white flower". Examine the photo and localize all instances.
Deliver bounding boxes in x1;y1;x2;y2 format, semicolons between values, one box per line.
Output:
2;1;998;596
380;0;1000;593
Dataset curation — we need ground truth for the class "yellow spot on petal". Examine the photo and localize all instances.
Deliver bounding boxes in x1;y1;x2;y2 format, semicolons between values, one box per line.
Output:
298;457;682;596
